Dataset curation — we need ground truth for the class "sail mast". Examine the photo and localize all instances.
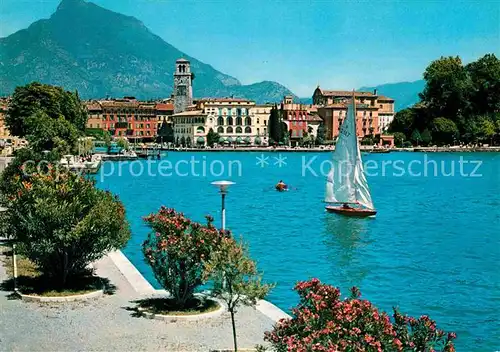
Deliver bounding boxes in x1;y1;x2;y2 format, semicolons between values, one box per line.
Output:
352;89;357;203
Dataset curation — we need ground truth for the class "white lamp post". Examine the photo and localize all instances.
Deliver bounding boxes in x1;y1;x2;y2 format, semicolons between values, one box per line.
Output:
211;180;235;231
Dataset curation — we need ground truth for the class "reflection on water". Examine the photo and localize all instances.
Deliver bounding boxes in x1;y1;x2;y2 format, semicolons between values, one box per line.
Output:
322;214;373;290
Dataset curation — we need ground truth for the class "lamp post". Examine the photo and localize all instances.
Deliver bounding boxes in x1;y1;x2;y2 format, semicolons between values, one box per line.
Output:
211;181;235;231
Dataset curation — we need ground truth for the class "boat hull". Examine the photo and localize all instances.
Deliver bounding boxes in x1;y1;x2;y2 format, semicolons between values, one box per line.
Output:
325;206;377;217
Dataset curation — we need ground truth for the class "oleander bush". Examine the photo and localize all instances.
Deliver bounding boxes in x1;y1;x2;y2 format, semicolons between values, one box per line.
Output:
142;207;229;309
4;167;130;287
264;279;456;352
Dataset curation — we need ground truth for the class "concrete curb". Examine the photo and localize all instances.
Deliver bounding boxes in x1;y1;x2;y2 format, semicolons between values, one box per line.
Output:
19;288;104;303
108;250;291;324
107;250;155;293
137;296;225;322
256;299;291;323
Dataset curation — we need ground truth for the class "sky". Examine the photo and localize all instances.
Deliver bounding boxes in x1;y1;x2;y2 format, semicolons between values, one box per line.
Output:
0;0;499;96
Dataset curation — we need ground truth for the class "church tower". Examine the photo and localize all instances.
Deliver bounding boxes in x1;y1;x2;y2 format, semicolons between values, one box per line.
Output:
173;58;194;113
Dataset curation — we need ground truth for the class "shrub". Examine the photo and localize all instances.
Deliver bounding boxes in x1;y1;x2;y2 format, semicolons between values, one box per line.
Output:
142;207;229;309
265;279;456;352
4;167;130;287
204;237;273;351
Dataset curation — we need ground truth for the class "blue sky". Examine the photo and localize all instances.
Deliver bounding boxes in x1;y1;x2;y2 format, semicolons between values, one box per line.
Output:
1;0;499;96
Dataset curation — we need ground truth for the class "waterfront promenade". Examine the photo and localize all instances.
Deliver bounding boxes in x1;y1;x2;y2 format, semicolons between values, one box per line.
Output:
0;251;280;351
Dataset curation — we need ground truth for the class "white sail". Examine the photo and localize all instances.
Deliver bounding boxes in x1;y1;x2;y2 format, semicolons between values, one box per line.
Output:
325;97;375;210
325;168;337;203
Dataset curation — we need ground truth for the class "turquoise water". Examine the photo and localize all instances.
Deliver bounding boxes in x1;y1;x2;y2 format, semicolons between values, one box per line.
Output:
97;152;500;351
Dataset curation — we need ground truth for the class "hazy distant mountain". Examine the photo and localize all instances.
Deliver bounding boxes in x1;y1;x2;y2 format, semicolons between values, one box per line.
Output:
0;0;296;103
359;80;425;111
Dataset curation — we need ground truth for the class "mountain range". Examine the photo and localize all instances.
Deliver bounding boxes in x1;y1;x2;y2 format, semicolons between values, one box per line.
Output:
0;0;297;103
359;80;425;111
0;0;424;109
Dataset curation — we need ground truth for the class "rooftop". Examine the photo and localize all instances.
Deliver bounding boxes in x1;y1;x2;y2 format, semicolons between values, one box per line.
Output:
377;95;395;102
155;103;174;111
171;110;206;117
318;89;375;97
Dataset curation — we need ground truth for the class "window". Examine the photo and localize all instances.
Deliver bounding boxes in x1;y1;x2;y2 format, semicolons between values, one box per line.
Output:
257;118;260;124
257;128;260;135
227;116;233;126
227;126;233;133
236;116;242;126
217;126;224;134
245;126;252;134
146;124;150;128
89;124;93;128
217;116;224;125
245;117;251;126
264;120;267;126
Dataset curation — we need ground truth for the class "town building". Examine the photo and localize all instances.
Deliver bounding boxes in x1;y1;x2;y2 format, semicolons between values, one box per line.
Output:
317;102;379;139
313;87;395;139
252;104;272;145
85;98;158;141
171;110;206;146
200;98;256;145
156;103;174;130
280;96;321;144
173;58;194;114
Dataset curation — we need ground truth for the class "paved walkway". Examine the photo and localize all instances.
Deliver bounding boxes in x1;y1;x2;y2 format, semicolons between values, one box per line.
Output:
0;253;276;351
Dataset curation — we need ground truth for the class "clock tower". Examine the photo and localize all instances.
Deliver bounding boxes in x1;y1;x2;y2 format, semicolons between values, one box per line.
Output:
173;58;194;113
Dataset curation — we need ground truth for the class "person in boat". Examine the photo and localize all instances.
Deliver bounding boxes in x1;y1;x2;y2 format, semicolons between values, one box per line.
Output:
342;203;352;209
276;180;288;191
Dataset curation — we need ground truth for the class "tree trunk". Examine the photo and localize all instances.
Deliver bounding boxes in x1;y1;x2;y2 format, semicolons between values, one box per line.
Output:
230;308;237;352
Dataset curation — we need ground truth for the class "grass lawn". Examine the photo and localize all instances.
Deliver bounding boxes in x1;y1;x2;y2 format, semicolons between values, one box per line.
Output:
0;245;102;297
135;296;220;316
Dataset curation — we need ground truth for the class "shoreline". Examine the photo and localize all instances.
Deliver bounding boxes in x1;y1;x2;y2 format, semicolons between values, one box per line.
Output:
155;146;500;153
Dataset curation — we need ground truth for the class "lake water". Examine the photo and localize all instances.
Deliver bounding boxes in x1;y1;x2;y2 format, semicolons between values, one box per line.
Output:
97;151;500;351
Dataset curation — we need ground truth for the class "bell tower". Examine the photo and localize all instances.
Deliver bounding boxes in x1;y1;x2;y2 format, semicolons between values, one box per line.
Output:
173;58;193;113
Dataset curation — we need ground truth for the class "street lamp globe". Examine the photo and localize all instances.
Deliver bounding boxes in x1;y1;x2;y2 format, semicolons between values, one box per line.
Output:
211;180;235;231
211;180;235;194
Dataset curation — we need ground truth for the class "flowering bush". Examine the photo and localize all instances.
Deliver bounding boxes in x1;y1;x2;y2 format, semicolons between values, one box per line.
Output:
4;167;130;287
142;207;229;309
264;279;456;352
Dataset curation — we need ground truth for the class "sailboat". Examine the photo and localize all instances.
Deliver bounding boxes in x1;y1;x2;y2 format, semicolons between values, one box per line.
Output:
325;92;377;217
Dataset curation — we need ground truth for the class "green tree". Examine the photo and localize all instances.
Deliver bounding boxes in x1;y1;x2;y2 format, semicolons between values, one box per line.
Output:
206;128;220;147
389;108;416;137
315;124;326;145
4;169;130;287
419;56;471;125
466;54;500;115
204;238;273;352
24;110;80;155
411;129;422;146
180;136;186;146
103;130;113;154
478;116;496;144
6;82;87;137
157;121;174;144
268;105;281;144
186;136;192;147
421;129;432;146
432;117;459;145
393;132;406;147
116;137;129;151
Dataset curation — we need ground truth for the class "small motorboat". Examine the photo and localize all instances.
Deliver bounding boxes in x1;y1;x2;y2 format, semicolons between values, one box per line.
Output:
325;204;376;217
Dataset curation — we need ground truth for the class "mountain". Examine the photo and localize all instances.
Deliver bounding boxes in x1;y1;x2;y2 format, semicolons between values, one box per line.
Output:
359;80;425;111
0;0;296;103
